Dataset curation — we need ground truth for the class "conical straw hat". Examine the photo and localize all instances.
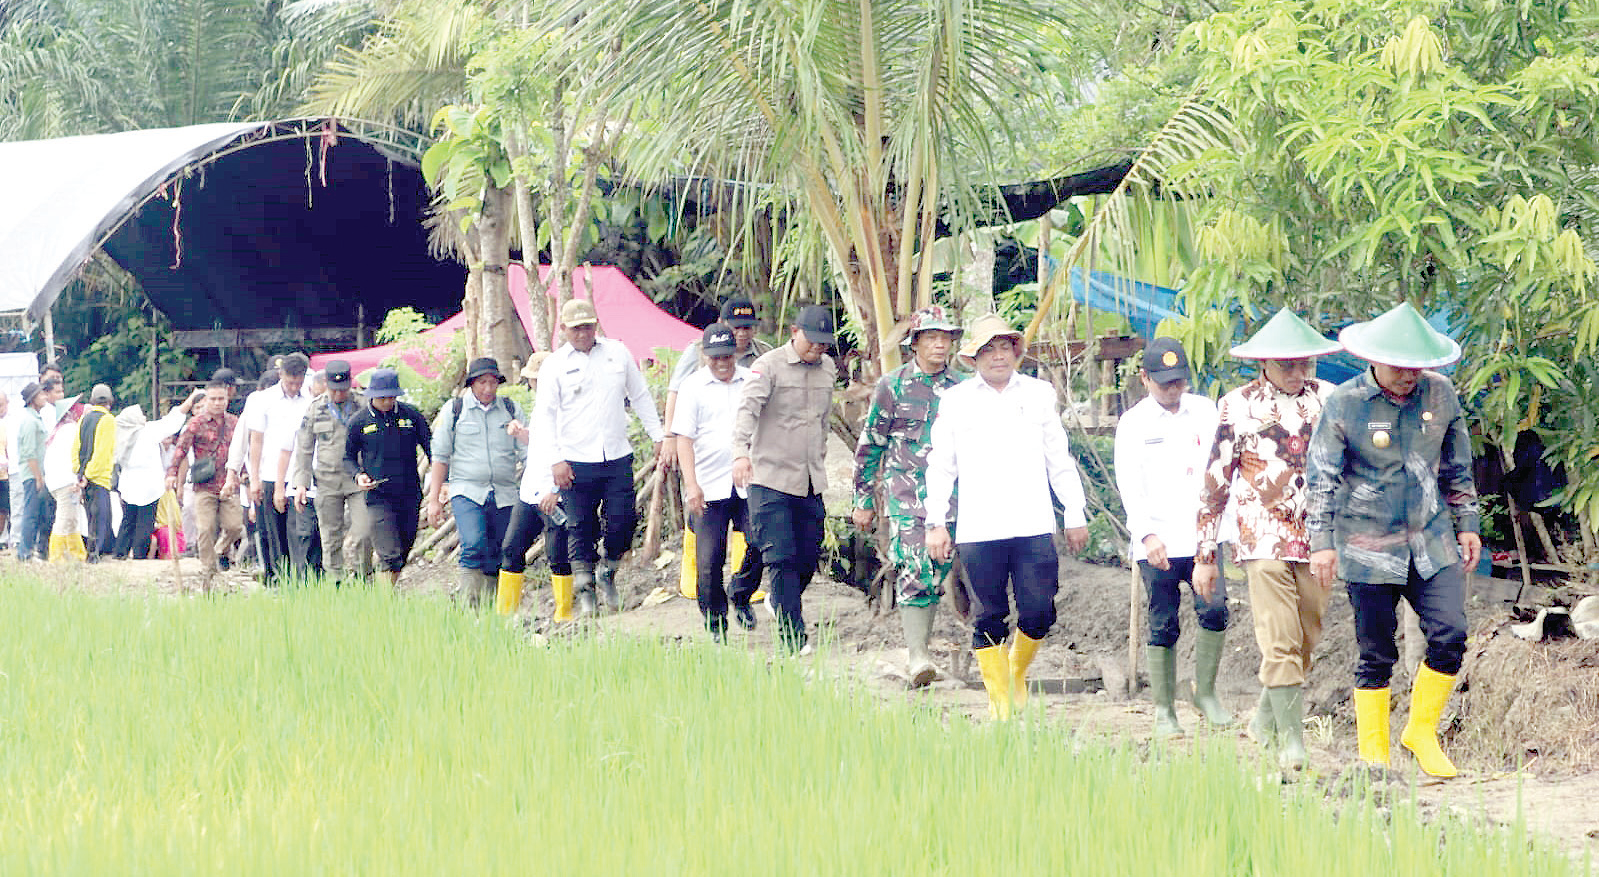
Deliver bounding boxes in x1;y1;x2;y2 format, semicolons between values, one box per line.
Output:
1337;302;1460;368
1229;308;1343;359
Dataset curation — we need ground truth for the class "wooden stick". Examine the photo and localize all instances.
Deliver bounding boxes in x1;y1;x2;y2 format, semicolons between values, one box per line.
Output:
1507;494;1535;605
1127;561;1141;697
640;466;666;560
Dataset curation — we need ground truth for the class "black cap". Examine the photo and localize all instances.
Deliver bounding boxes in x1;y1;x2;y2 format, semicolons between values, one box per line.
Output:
324;360;352;390
464;357;506;385
796;305;835;346
1142;337;1191;384
720;298;758;327
701;322;737;357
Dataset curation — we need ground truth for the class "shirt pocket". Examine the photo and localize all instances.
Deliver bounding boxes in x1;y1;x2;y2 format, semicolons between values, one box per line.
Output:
888;398;933;442
770;378;815;429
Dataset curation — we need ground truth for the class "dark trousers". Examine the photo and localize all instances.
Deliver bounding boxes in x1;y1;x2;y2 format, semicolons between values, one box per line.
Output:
114;500;159;559
18;478;47;560
501;501;551;575
1348;562;1467;689
83;483;114;559
258;482;290;581
1141;556;1228;647
366;491;421;573
287;499;322;578
564;456;636;565
451;494;513;573
38;491;56;559
961;533;1059;648
692;494;764;621
747;484;824;651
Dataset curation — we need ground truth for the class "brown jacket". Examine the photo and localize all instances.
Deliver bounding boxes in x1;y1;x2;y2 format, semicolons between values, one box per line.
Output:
732;341;836;497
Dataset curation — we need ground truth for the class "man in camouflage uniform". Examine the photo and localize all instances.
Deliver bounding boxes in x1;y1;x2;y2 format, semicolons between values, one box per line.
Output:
852;306;964;687
291;360;371;582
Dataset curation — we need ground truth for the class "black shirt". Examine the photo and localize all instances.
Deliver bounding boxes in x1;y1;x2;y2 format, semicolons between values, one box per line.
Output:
344;401;432;499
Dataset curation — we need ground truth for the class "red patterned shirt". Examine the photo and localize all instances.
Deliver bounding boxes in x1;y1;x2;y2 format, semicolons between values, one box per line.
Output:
169;411;237;495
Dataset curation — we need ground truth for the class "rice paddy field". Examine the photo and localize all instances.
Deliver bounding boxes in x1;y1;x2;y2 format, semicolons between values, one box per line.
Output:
0;573;1585;876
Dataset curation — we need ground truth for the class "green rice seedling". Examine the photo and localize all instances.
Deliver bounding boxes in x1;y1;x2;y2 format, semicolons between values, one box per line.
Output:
0;575;1583;876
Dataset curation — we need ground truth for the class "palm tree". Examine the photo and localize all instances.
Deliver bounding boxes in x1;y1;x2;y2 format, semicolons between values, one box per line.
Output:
537;0;1075;374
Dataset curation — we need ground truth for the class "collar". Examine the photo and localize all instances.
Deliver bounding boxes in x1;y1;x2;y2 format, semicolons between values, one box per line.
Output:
1251;375;1316;399
1356;367;1418;405
975;373;1020;395
466;394;496;411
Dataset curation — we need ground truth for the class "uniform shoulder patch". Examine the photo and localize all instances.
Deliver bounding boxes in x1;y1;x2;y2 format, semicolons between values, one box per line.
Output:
362;423;378;434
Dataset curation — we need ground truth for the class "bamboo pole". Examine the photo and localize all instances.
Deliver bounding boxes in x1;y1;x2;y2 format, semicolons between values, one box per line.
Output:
640;466;666;560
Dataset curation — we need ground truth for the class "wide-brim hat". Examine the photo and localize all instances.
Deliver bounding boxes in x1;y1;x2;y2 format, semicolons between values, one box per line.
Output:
1338;302;1461;368
366;368;404;398
519;351;552;382
958;314;1023;361
464;357;506;385
1229;308;1343;360
902;306;963;347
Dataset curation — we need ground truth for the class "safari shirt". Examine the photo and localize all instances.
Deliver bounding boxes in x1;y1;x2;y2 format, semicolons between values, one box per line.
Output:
732;341;836;497
292;392;363;492
852;361;963;517
1305;369;1479;584
1196;376;1333;564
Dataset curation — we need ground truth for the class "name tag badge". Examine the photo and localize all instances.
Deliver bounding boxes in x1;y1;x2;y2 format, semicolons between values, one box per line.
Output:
398;419;411;428
1367;422;1392;430
362;424;378;434
1144;437;1165;445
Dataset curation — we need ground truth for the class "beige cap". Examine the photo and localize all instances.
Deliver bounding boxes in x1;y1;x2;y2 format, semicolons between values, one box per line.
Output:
957;314;1024;361
561;298;599;327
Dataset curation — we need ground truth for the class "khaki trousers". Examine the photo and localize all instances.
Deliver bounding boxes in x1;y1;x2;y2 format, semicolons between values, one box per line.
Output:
193;491;245;575
314;487;372;578
1244;559;1329;687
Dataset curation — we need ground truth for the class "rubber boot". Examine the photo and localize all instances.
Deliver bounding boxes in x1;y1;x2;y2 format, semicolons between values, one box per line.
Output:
1246;688;1276;747
1145;645;1183;737
597;558;620;611
729;529;748;571
899;603;938;688
1192;629;1234;726
1009;631;1044;709
496;571;524;615
551;574;575;622
573;565;597;616
459;568;486;609
1354;687;1391;766
974;645;1012;721
679;526;698;599
49;534;85;563
1267;684;1308;772
1400;667;1459;778
704;610;728;644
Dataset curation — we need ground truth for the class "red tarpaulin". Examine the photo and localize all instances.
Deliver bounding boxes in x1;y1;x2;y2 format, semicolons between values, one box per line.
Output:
310;265;700;377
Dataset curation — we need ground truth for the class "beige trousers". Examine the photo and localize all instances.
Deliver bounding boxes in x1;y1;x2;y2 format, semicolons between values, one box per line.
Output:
193;491;245;576
1244;559;1329;687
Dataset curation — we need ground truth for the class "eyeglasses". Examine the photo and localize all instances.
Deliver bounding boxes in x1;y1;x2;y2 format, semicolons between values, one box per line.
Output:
1267;359;1317;374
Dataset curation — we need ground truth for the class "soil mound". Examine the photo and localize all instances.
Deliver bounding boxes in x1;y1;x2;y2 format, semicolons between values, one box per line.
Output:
1453;622;1599;775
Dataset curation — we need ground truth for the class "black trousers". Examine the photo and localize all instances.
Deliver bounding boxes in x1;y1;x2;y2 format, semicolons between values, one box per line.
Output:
83;483;114;558
500;501;570;575
1348;562;1468;689
564;456;636;565
747;484;824;651
366;490;421;573
1141;556;1228;647
961;533;1059;648
113;499;159;559
692;494;764;620
258;481;289;581
287;498;322;579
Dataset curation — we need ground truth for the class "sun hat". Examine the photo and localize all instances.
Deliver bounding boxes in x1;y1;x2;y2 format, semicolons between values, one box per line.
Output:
519;351;553;382
1229;307;1343;359
463;357;506;385
1337;302;1461;369
958;314;1024;361
701;322;737;357
902;306;963;347
1142;337;1191;384
365;369;404;398
796;305;835;345
561;299;599;327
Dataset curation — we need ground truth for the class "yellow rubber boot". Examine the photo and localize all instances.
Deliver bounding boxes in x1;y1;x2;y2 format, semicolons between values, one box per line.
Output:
551;574;575;622
496;571;524;615
1401;667;1459;778
729;529;747;571
49;534;86;562
974;645;1013;721
1354;687;1391;766
1009;632;1044;709
679;527;698;599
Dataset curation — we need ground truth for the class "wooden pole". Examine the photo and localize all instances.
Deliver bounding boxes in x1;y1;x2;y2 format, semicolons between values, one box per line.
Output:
640;466;666;560
150;327;159;412
1507;494;1534;605
42;310;54;368
1127;562;1141;697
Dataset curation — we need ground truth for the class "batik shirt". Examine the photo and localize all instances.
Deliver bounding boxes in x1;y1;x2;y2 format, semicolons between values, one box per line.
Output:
1196;376;1332;564
852;361;964;520
1305;369;1479;584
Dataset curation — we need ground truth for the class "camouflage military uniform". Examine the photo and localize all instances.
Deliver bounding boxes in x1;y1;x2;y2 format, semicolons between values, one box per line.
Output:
853;362;963;607
293;391;372;578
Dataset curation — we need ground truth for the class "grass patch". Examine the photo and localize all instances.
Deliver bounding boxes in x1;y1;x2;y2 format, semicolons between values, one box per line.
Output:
0;575;1582;875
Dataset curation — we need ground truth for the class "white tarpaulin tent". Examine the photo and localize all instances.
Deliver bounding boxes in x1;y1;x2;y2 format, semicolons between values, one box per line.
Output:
0;122;261;324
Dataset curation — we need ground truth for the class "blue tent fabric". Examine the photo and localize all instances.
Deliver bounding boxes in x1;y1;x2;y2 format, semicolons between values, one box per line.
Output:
1050;264;1457;383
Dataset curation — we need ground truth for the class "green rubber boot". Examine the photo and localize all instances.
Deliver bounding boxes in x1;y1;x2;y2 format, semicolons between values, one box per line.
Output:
1146;645;1183;738
1246;688;1276;747
898;603;938;688
1267;684;1308;772
1192;629;1234;726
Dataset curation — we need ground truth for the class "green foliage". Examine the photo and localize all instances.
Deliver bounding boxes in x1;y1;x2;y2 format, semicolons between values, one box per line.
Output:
1070;432;1128;565
65;310;195;410
367;306;464;420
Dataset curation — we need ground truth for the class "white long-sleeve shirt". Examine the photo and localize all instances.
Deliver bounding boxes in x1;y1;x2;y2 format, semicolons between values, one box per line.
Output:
924;372;1087;543
535;336;664;463
1113;392;1218;562
117;405;190;506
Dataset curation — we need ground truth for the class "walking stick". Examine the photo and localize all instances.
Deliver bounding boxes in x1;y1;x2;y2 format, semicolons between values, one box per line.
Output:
641;465;666;560
160;490;183;594
1127;562;1141;697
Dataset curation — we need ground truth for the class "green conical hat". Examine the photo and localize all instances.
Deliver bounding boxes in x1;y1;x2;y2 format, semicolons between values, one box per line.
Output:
1229;308;1343;359
1338;302;1460;368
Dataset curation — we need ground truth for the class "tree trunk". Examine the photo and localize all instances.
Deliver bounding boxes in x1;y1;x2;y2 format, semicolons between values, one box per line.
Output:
477;184;530;367
507;127;551;352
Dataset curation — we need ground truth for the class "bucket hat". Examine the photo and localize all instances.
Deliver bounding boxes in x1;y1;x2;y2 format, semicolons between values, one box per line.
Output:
901;306;963;347
958;314;1023;361
520;351;552;382
365;369;404;398
1229;308;1343;359
464;357;506;385
1338;302;1461;368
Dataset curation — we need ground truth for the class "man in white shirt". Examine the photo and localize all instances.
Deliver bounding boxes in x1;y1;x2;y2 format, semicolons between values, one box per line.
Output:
1113;338;1230;738
674;323;765;641
925;314;1089;720
225;367;279;576
535;299;667;614
246;353;314;582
